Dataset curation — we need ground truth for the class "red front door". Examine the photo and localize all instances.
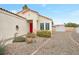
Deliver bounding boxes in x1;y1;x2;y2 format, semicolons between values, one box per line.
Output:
29;21;33;33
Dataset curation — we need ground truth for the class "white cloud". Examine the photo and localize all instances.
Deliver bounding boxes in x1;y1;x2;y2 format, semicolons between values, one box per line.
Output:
53;18;64;25
54;10;79;25
65;10;79;24
54;21;63;25
11;10;18;13
69;10;79;18
70;10;79;15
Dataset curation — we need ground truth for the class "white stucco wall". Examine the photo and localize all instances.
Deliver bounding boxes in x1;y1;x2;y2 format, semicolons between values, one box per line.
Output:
0;10;28;40
18;11;38;21
75;27;79;33
55;26;66;32
38;16;52;31
18;10;53;33
18;10;39;33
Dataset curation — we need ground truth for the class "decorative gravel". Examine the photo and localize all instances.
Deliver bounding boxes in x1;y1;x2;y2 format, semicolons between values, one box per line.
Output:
5;37;48;55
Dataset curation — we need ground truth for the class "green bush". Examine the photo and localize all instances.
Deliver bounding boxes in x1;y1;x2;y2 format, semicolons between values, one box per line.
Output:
0;40;5;55
64;23;79;28
26;32;36;38
0;46;5;55
13;36;25;42
37;31;51;38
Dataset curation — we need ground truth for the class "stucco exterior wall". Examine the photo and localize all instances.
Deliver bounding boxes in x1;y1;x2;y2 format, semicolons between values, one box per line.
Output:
33;20;38;33
75;27;79;33
18;10;53;33
18;11;39;33
18;11;38;21
55;26;66;32
0;10;28;40
38;16;52;31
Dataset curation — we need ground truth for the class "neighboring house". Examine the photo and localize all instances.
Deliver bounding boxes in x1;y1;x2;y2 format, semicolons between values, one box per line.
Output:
0;7;53;40
75;27;79;33
53;25;75;32
17;8;53;33
53;25;66;32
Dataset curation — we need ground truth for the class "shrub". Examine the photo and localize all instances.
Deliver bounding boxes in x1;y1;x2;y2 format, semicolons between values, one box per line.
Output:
64;23;79;28
26;32;36;38
0;40;5;55
37;31;51;38
0;46;5;55
13;36;25;42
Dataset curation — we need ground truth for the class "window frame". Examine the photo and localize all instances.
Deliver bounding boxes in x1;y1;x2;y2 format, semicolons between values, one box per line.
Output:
46;23;50;30
40;23;44;30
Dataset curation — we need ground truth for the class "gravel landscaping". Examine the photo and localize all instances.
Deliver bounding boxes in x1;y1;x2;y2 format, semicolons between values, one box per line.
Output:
5;37;48;55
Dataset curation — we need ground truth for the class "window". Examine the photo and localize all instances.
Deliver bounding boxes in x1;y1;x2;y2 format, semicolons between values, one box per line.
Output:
40;23;44;30
46;23;50;30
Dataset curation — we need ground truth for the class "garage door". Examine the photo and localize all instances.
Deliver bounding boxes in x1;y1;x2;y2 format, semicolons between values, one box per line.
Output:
55;27;66;32
75;27;79;33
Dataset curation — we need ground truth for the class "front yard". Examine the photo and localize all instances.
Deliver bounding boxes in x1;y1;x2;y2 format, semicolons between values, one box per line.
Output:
1;31;79;55
5;37;50;55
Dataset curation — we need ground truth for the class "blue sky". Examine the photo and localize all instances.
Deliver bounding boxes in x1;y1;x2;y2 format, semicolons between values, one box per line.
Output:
0;4;79;25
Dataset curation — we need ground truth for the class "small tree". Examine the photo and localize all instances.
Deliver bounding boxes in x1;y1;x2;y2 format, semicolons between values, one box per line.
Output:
23;5;29;10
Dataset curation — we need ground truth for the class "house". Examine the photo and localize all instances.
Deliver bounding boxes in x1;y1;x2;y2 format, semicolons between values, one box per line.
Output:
53;25;75;32
17;7;53;34
0;7;53;40
75;27;79;33
53;25;66;32
0;8;27;40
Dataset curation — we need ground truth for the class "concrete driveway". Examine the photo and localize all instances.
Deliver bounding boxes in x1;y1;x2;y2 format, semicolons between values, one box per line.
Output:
32;32;79;55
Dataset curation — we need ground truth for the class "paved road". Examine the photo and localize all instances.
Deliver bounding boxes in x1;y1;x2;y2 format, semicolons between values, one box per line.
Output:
33;32;79;55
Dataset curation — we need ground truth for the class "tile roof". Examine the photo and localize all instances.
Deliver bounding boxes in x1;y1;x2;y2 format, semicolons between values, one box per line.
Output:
17;8;53;21
0;8;26;19
38;15;52;21
17;8;39;14
0;8;53;21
